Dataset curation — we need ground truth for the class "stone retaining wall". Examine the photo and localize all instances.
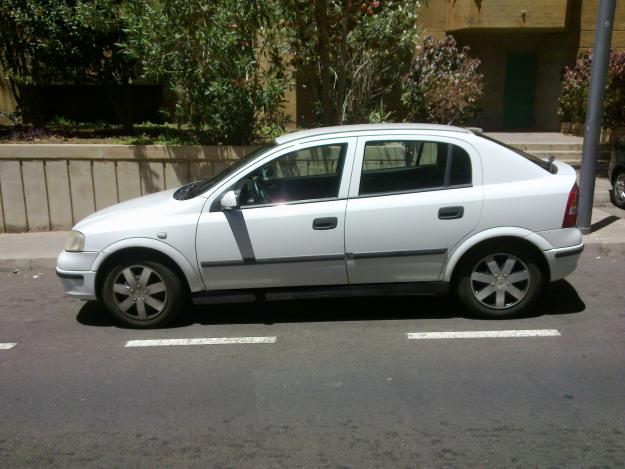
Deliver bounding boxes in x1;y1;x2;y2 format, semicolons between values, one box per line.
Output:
0;145;255;233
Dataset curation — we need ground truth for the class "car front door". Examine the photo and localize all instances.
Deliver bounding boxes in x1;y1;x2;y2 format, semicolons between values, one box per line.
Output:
196;138;355;290
345;135;483;284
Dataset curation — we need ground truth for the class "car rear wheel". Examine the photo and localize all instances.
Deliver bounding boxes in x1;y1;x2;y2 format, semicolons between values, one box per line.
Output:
456;244;543;318
612;169;625;209
102;260;185;328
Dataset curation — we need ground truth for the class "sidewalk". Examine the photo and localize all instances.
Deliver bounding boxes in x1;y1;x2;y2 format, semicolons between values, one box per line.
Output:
0;231;67;271
583;171;612;207
485;131;584;146
0;208;623;271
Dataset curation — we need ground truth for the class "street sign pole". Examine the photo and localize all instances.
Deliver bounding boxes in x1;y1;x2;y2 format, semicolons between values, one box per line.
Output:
577;0;617;234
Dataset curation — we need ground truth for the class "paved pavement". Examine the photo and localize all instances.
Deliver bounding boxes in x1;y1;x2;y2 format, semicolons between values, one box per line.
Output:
485;131;584;145
1;242;625;467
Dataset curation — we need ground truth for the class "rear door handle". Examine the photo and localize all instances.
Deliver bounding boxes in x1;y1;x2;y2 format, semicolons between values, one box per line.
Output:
438;206;464;220
313;217;338;230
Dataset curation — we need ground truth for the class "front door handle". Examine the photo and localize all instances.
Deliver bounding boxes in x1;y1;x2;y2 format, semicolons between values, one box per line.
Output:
313;217;338;230
438;206;464;220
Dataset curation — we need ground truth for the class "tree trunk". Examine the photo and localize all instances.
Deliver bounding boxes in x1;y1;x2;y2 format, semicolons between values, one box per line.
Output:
106;82;134;133
314;0;335;125
336;1;349;124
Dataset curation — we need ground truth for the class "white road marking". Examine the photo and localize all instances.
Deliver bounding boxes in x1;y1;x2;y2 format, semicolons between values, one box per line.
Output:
406;329;561;340
0;343;17;350
125;337;277;347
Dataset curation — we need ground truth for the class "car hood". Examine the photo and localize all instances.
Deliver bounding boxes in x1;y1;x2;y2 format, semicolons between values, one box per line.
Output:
72;188;208;253
75;189;179;228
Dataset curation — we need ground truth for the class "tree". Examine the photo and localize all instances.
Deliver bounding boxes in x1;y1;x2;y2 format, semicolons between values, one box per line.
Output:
402;35;483;125
559;49;625;129
123;0;290;145
286;0;420;125
0;0;137;129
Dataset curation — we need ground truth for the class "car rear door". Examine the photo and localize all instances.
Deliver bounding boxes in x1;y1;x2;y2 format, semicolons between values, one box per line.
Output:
344;134;483;284
196;138;355;290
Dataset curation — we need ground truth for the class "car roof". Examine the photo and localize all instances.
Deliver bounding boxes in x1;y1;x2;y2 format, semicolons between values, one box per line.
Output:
274;123;473;145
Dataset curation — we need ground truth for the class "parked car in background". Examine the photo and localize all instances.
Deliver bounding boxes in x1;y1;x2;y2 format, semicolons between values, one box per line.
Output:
56;124;583;328
609;136;625;209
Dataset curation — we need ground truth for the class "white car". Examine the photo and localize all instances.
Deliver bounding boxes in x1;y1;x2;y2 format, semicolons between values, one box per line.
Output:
57;124;583;328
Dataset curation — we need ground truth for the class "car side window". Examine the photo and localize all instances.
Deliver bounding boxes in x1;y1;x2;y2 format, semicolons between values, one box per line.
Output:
359;140;471;196
232;143;347;207
449;144;472;186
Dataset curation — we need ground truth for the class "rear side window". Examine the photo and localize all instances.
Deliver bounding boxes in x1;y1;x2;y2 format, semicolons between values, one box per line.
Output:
359;140;472;196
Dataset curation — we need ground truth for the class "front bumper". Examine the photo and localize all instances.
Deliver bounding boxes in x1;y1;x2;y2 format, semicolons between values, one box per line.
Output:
56;251;100;300
544;243;584;282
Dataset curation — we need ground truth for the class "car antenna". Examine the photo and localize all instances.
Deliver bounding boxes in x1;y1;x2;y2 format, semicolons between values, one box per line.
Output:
548;155;556;173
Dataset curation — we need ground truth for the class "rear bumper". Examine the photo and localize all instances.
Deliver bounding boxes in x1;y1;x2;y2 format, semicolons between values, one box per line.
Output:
544;243;584;282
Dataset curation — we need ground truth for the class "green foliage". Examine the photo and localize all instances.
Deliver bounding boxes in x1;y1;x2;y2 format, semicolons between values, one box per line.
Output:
367;100;394;124
0;0;137;127
558;49;625;128
402;35;483;125
122;0;290;145
285;0;420;125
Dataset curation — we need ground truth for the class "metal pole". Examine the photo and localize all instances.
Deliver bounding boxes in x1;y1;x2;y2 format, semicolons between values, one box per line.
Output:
577;0;617;234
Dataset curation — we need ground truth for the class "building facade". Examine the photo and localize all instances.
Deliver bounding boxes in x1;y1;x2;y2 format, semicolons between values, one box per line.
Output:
416;0;625;131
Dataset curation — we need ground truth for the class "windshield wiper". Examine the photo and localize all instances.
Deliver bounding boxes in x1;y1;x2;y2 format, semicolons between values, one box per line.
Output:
173;181;201;200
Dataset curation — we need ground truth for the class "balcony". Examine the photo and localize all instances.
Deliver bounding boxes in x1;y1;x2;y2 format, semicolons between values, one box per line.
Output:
446;0;568;31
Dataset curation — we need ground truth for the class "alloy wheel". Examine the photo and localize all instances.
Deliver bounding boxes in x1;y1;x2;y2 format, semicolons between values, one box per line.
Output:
470;253;530;310
112;265;167;320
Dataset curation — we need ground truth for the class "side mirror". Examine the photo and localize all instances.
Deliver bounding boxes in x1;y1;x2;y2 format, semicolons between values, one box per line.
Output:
220;190;238;210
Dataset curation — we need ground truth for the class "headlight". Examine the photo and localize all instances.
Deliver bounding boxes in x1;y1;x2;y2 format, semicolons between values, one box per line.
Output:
64;230;85;252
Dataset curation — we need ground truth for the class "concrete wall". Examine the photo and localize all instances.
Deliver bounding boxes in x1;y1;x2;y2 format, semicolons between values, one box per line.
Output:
445;0;568;31
0;70;17;122
579;0;625;50
413;0;625;130
453;31;578;131
0;145;254;233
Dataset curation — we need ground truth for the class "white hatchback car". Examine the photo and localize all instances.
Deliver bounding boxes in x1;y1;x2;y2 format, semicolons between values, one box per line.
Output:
57;124;583;328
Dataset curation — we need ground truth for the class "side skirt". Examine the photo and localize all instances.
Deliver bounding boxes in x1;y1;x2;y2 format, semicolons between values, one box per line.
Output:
191;281;450;305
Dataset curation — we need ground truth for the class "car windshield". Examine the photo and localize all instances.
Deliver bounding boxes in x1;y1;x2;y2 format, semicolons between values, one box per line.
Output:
174;144;276;200
477;134;557;174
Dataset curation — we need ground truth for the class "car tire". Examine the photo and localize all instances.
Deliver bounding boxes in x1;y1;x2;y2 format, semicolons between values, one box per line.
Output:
611;169;625;209
455;242;543;318
102;260;185;328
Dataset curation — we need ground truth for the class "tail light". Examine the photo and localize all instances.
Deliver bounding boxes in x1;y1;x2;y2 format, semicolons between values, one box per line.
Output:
562;183;579;228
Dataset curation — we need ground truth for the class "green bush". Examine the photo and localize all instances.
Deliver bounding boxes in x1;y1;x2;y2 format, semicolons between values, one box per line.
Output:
401;35;483;125
558;49;625;128
0;0;137;129
122;0;290;145
285;0;419;125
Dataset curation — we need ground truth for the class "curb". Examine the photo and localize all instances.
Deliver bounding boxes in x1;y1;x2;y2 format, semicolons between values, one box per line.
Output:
0;258;57;272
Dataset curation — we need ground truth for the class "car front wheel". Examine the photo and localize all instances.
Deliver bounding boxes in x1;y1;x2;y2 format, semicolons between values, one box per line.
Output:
456;244;543;318
102;260;185;328
612;169;625;209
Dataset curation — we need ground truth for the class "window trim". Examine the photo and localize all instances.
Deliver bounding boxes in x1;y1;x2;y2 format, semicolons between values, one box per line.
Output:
351;135;475;198
236;196;346;211
354;183;473;200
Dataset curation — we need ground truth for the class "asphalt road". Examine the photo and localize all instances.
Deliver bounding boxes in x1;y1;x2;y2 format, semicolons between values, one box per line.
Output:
1;244;624;468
